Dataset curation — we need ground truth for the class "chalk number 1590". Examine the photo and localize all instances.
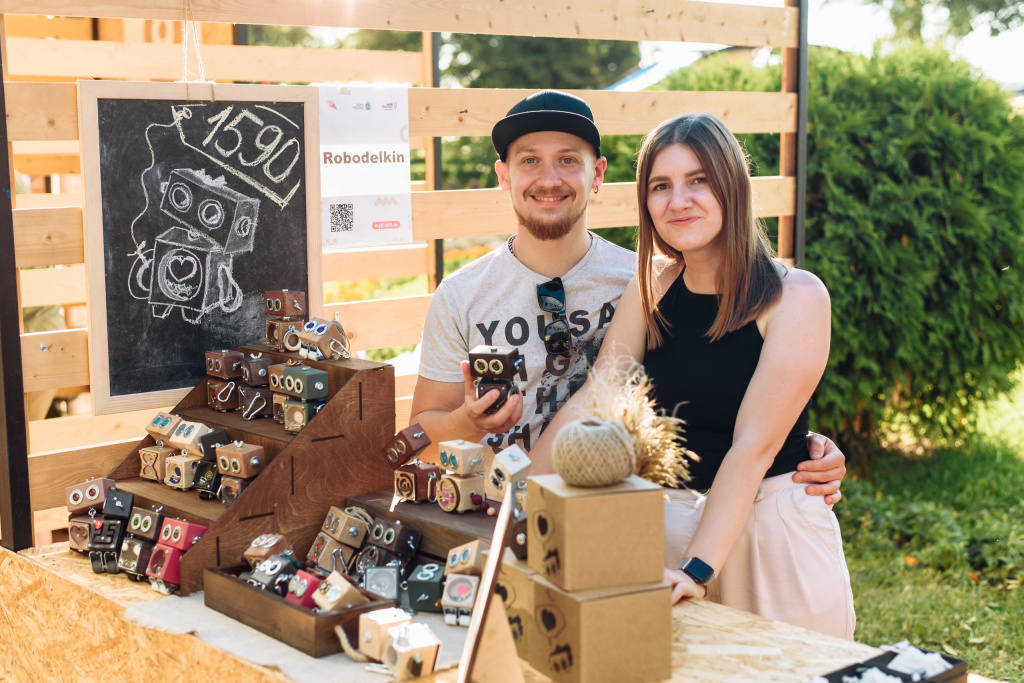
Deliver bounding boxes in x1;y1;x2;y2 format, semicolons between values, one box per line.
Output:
201;106;299;184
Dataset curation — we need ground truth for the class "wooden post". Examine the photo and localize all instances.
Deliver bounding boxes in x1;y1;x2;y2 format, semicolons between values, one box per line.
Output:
779;0;809;267
0;13;33;551
423;31;444;290
777;0;797;264
795;0;809;268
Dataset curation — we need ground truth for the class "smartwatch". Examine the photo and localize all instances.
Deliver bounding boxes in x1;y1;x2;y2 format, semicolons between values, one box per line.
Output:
676;557;716;587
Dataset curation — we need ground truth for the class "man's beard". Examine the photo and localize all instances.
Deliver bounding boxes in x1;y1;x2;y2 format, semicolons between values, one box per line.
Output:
513;197;589;241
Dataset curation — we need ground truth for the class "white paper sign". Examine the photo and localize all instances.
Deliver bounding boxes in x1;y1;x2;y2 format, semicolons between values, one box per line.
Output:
319;85;412;248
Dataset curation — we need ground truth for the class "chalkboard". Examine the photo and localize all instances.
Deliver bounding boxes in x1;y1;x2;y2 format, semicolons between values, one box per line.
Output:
80;82;322;415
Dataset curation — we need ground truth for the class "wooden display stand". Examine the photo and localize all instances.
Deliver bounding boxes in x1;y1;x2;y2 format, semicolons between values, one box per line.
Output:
105;345;397;595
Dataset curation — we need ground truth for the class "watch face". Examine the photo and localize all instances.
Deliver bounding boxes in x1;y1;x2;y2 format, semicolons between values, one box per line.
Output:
680;557;715;585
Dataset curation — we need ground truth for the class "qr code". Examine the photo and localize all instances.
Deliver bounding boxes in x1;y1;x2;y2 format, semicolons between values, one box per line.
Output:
330;203;354;232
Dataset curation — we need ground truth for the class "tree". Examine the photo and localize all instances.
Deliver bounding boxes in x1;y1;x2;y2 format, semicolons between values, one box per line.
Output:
338;30;421;52
862;0;1023;38
444;35;638;90
245;25;327;48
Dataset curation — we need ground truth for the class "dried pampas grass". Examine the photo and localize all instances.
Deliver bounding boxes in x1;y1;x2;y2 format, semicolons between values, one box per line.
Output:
582;354;694;486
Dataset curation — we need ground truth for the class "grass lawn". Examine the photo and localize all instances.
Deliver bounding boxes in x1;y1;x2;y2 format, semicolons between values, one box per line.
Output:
838;380;1024;681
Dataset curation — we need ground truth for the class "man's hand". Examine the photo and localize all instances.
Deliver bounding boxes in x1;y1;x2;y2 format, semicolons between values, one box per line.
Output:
664;567;707;604
794;432;846;505
460;360;523;435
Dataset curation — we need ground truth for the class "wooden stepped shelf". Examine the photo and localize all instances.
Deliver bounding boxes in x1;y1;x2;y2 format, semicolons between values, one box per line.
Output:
106;345;397;595
346;490;498;560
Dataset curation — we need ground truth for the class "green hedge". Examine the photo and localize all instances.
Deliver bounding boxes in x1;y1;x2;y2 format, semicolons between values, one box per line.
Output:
805;46;1024;443
650;46;1024;444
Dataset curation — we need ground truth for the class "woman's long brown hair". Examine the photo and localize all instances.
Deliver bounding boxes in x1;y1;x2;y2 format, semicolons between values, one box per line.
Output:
635;113;781;348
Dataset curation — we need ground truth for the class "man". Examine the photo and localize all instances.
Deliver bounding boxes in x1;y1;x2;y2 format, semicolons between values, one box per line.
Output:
410;90;845;501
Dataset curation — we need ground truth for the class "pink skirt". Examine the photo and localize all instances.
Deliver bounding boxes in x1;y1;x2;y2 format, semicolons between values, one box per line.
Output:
664;471;856;640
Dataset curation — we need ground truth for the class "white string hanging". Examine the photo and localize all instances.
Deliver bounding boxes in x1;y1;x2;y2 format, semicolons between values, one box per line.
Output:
180;0;208;85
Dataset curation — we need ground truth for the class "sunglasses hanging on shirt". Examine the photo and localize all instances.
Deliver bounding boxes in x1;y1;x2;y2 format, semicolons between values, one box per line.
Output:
537;277;571;356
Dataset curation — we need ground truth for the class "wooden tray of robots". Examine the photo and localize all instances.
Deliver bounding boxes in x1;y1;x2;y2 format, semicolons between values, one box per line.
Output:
346;489;499;560
820;650;967;683
204;562;395;658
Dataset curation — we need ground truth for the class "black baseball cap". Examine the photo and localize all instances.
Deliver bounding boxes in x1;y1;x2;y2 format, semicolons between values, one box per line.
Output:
491;90;602;162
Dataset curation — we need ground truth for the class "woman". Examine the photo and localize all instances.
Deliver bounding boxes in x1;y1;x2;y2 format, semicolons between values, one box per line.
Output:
536;113;854;639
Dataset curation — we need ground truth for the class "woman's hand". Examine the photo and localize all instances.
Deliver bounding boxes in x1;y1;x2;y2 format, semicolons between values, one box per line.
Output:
664;568;707;604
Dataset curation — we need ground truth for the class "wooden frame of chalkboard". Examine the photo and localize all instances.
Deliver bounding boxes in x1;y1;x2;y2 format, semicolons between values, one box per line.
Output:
78;81;323;415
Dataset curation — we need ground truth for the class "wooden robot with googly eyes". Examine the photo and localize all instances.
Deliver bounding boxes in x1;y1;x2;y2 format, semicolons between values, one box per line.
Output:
435;440;489;514
264;289;307;353
297;314;351;361
468;344;524;415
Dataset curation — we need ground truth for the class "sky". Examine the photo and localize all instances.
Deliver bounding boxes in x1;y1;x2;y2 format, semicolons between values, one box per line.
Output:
639;0;1023;91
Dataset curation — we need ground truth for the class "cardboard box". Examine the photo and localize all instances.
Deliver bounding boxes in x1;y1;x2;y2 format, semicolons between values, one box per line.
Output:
528;574;672;683
527;474;664;591
496;549;536;656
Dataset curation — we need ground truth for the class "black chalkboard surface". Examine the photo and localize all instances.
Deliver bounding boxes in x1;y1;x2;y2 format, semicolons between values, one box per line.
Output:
81;83;320;414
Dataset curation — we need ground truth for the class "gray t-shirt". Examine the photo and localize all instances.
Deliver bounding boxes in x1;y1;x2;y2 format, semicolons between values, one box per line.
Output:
419;233;636;453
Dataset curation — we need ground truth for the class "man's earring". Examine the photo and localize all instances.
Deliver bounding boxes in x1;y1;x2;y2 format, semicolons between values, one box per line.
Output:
592;187;599;195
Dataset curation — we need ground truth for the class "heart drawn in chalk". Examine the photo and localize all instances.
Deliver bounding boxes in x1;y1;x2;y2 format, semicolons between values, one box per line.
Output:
167;254;199;283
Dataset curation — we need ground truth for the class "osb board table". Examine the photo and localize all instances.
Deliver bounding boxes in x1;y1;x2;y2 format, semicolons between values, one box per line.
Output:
1;544;999;683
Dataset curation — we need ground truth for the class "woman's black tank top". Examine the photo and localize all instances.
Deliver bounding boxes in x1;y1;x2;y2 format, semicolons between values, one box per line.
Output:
642;273;811;490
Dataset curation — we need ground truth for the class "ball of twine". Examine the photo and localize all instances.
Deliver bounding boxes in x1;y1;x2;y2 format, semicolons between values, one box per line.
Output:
552;418;635;487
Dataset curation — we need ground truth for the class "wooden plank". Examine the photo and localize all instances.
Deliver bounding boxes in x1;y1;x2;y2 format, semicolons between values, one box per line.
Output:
12;206;83;268
323;243;429;282
5;178;802;290
20;328;89;393
12;140;78;154
0;0;800;48
408;89;798;137
3;15;92;40
10;142;79;177
411;177;796;240
396;396;412;432
10;193;81;208
18;264;85;306
11;179;792;273
27;407;167;455
325;295;432;352
3;82;78;141
5;37;425;84
2;83;795;143
27;439;137;511
395;373;417;398
32;506;69;534
201;22;234;45
12;153;79;175
18;342;422;407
